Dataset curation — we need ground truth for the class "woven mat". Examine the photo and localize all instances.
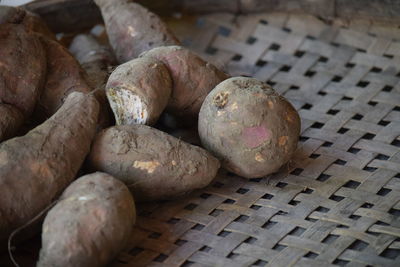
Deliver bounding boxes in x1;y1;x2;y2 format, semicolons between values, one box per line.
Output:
112;13;400;267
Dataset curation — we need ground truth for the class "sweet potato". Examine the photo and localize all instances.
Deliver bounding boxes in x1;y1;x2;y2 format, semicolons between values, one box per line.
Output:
88;125;220;201
0;104;24;142
70;34;116;127
198;77;301;178
105;57;172;125
0;23;46;140
69;33;114;92
37;172;136;267
0;23;46;115
69;34;115;72
94;0;179;63
0;6;55;40
0;6;25;24
36;37;92;118
140;46;229;119
0;92;99;246
22;10;56;40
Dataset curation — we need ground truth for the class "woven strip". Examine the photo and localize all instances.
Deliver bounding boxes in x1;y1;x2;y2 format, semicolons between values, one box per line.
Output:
113;12;400;267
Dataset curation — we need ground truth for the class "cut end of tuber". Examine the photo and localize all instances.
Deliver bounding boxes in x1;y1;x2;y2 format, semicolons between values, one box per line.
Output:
106;88;149;125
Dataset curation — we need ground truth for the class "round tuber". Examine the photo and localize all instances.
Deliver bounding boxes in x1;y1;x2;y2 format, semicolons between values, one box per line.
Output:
198;77;301;178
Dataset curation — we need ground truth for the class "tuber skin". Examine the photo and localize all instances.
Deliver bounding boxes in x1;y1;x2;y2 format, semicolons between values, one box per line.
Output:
0;104;24;142
69;33;116;128
69;34;115;83
198;77;301;178
88;125;220;202
0;6;55;40
69;33;114;64
21;10;56;40
36;37;93;118
105;57;172;125
0;92;99;246
0;23;46;116
0;6;25;24
93;0;179;63
140;46;230;119
37;172;136;267
0;23;46;141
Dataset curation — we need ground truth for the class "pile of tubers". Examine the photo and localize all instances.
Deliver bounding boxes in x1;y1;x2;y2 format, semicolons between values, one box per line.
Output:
0;0;300;266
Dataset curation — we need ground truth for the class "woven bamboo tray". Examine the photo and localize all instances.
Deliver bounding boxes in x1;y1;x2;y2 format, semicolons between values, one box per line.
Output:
5;2;400;267
110;12;400;267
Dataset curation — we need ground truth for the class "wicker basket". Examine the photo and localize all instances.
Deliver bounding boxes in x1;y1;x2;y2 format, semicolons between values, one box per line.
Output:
4;1;400;266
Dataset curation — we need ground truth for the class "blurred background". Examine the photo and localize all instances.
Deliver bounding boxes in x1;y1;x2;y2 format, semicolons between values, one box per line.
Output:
0;0;33;6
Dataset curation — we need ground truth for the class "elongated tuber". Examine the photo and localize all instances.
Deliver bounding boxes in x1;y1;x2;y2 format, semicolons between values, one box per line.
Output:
0;23;46;141
69;33;115;88
38;172;136;267
94;0;179;63
0;92;99;246
89;125;220;201
0;6;55;40
0;104;24;142
36;37;92;118
70;33;116;128
141;46;229;119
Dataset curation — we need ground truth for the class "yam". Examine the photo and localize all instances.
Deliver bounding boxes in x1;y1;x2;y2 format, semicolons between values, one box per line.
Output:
105;57;172;125
37;172;136;267
0;104;24;142
0;23;46;140
88;125;220;201
198;77;301;178
37;37;92;118
0;23;46;116
141;46;229;119
0;6;25;24
94;0;179;63
69;34;116;127
22;10;56;40
0;92;99;246
69;34;115;69
0;6;55;40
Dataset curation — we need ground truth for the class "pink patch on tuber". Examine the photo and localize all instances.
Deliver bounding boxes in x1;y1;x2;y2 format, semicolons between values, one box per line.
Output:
108;80;122;88
242;126;272;148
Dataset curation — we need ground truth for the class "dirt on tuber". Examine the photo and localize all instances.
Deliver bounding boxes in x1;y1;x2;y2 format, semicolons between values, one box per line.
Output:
37;172;136;267
0;92;99;247
94;0;179;63
198;77;301;178
140;46;230;119
69;33;116;128
36;37;93;119
88;125;220;202
0;23;46;141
